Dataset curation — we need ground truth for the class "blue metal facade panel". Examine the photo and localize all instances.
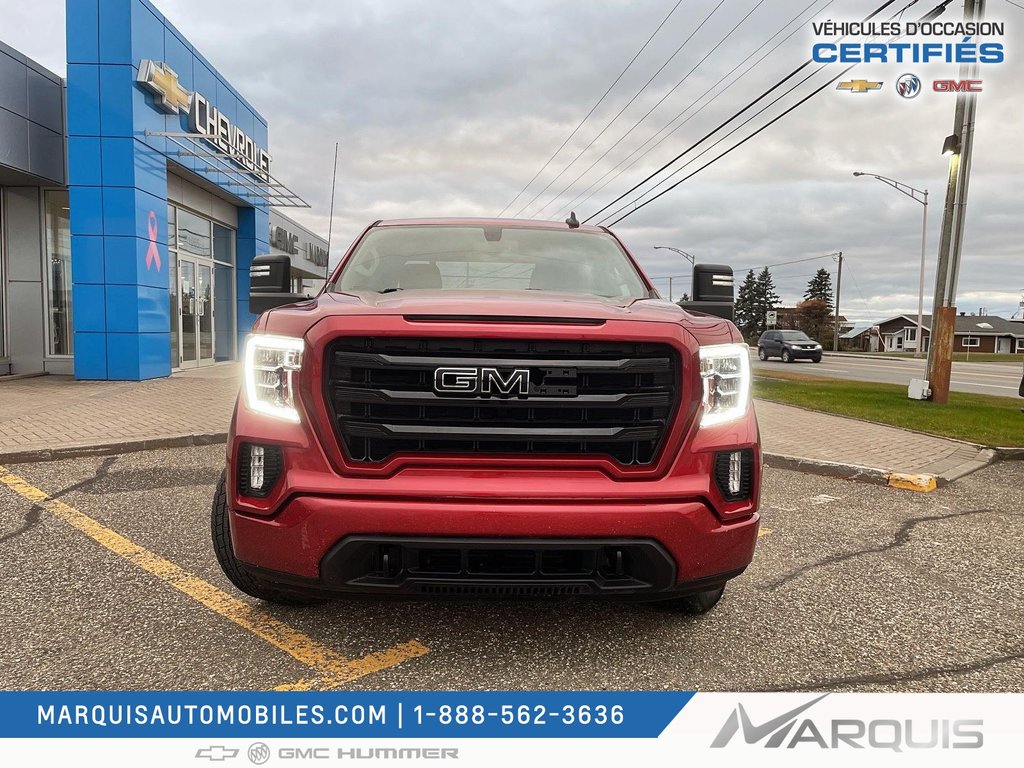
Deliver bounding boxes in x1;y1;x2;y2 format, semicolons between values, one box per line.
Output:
67;0;269;380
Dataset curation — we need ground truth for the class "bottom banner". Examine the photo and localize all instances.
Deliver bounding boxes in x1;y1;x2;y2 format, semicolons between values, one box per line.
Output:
0;692;1020;766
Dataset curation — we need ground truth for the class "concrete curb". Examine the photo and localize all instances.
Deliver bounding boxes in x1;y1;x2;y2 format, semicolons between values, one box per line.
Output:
763;453;890;485
0;433;228;465
763;449;999;490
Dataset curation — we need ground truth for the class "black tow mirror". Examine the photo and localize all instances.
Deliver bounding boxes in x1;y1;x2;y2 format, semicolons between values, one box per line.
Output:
676;263;734;321
249;254;310;314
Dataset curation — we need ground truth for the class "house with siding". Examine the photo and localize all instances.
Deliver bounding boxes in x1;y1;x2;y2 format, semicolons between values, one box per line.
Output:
844;314;1024;354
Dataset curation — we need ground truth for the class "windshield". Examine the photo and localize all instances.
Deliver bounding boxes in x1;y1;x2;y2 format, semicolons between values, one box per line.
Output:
780;331;813;340
332;225;650;298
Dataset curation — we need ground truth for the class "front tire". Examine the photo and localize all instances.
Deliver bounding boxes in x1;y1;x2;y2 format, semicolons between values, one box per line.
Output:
812;355;822;363
211;471;318;605
781;348;792;363
660;585;726;615
757;347;768;361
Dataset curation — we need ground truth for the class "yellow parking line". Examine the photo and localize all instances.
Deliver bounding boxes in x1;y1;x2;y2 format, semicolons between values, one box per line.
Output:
0;465;429;687
758;527;773;537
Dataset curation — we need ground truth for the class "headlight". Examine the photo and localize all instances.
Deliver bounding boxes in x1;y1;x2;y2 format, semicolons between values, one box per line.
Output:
699;343;751;427
244;334;305;422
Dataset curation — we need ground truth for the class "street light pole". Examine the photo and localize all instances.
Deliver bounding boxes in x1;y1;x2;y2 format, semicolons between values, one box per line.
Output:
653;246;696;302
853;172;929;360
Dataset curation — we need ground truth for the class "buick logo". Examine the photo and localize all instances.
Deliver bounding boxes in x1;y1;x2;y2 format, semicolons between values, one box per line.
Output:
247;742;270;765
896;73;921;99
434;366;530;396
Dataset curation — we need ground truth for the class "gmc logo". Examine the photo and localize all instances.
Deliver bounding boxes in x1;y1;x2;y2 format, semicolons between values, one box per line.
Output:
433;367;530;396
933;79;982;92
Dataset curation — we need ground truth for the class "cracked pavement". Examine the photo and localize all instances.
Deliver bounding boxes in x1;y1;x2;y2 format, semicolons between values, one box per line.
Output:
0;445;1021;692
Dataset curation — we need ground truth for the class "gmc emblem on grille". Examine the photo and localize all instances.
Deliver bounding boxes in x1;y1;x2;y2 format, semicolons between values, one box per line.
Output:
433;367;530;396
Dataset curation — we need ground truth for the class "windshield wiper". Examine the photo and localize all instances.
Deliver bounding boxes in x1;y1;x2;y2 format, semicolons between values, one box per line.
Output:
377;287;404;294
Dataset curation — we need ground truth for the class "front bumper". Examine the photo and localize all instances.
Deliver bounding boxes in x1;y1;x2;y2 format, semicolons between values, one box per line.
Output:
230;494;759;596
785;346;822;359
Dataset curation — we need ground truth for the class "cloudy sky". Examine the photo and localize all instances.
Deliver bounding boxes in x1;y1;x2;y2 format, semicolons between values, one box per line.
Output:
4;0;1022;320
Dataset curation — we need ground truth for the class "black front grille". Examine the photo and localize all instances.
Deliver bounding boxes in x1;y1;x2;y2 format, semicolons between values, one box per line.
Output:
324;337;678;465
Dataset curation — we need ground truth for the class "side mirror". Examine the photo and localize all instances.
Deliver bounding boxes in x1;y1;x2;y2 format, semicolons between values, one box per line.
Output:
676;263;734;321
249;254;309;314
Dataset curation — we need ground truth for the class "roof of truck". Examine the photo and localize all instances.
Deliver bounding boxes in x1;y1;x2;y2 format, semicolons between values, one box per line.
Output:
374;217;608;234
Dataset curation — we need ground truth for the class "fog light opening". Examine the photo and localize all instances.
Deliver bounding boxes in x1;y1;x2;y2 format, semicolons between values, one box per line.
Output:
250;445;265;491
714;448;754;502
728;450;743;497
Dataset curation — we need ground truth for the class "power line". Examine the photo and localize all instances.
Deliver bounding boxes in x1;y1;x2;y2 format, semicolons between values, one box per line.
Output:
496;0;685;217
604;0;954;226
531;0;768;219
582;0;905;225
512;0;728;218
596;60;833;225
553;0;830;221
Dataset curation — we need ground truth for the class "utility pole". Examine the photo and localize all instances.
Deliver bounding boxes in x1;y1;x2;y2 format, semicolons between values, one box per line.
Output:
833;251;843;352
926;0;982;404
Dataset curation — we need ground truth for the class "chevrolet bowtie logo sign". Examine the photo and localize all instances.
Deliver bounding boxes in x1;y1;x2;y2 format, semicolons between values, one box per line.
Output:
195;745;239;761
836;79;883;93
137;59;192;114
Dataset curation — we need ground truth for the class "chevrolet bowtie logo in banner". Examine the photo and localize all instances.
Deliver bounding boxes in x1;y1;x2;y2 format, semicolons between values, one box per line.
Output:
835;79;883;93
136;59;192;114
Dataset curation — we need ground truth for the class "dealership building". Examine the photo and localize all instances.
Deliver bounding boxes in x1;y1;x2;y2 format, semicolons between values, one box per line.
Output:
0;0;326;379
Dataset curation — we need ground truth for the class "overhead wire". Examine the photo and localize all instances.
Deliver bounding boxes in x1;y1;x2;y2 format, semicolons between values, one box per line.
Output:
531;0;769;219
602;0;954;226
553;0;831;220
496;0;686;217
582;0;906;224
511;0;729;218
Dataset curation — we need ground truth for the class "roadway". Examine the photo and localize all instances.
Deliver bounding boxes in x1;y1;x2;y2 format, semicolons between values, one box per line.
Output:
1;444;1022;692
753;352;1024;398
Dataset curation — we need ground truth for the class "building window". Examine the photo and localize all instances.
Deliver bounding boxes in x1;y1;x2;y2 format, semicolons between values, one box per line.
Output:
177;207;212;258
904;327;916;341
0;189;6;360
961;336;980;348
1016;338;1024;352
44;190;73;356
212;223;235;362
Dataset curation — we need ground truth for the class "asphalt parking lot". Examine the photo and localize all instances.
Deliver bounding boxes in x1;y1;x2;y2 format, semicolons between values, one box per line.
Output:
1;445;1021;692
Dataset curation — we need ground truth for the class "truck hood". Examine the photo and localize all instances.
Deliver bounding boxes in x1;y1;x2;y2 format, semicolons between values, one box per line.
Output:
258;289;739;344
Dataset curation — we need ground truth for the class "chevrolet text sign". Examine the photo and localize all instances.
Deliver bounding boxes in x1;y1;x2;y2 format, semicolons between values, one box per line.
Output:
137;59;272;183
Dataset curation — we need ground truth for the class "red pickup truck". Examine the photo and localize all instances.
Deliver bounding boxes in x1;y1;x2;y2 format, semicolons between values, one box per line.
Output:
212;217;760;614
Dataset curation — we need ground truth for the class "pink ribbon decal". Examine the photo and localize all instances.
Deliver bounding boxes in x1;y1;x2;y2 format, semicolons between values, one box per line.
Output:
145;210;162;271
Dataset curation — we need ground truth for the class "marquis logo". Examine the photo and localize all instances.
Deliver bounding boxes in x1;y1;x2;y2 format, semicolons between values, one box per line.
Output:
710;694;984;751
711;694;829;748
896;73;922;99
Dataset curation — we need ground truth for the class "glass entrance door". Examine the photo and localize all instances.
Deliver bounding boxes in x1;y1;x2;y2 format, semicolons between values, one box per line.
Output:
177;257;216;368
197;263;214;363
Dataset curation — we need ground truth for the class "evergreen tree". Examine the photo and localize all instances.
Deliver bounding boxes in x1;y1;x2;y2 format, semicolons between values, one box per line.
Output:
734;270;758;340
804;268;834;312
753;267;781;338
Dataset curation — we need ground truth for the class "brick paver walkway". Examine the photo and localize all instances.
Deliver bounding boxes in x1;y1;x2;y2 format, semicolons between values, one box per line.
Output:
0;367;994;482
754;400;990;479
0;365;240;460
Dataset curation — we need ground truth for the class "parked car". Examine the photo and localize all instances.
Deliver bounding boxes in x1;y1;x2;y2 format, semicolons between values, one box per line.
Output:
211;217;761;615
757;329;823;363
